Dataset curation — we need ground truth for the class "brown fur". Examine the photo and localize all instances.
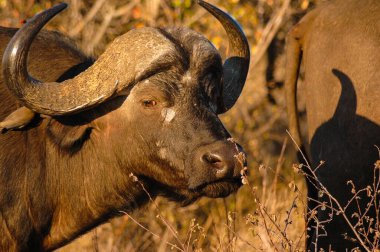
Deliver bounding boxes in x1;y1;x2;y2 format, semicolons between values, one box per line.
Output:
0;27;244;251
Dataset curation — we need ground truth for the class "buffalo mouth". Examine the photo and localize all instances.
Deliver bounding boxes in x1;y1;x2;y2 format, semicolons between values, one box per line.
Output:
191;176;242;198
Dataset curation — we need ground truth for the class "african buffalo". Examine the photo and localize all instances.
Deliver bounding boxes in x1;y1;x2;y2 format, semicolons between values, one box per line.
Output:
0;1;250;251
286;0;380;250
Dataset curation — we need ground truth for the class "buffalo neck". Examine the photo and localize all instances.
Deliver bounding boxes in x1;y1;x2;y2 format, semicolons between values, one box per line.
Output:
37;122;151;250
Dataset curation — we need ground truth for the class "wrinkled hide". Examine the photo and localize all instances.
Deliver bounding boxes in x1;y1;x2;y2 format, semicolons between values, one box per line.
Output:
285;0;380;250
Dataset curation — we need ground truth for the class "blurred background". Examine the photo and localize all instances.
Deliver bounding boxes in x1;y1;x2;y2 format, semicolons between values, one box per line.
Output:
0;0;321;251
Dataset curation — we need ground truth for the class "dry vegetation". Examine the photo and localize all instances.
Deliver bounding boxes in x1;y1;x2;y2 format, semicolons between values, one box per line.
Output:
1;0;379;251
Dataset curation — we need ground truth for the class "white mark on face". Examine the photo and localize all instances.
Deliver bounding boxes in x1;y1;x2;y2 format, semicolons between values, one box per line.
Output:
216;169;224;175
161;108;176;123
182;71;192;83
159;148;168;159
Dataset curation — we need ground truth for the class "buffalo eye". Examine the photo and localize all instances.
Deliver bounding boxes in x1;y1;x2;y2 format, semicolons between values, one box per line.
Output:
142;99;157;108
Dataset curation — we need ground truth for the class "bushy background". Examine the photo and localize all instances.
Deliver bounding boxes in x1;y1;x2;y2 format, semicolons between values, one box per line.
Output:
0;0;321;251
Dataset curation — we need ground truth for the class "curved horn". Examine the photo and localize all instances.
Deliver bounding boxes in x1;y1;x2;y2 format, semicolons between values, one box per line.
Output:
2;3;118;115
198;0;250;114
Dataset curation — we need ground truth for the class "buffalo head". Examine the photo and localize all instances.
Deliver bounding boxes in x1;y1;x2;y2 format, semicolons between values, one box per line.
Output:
2;1;250;205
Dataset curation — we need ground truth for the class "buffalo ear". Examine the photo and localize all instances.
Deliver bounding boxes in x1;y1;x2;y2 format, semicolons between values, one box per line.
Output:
0;106;36;132
47;117;92;153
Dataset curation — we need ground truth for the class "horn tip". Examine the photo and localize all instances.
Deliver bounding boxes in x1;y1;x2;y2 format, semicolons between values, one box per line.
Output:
197;0;206;6
56;2;68;10
198;0;215;11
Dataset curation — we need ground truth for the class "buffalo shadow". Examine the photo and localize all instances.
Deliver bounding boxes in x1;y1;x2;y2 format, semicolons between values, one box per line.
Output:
308;69;380;250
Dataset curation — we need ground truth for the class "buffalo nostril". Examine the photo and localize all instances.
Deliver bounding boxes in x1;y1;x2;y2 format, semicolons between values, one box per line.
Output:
202;153;228;177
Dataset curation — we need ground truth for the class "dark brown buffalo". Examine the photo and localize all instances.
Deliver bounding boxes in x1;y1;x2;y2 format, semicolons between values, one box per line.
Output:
0;1;250;251
286;0;380;250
